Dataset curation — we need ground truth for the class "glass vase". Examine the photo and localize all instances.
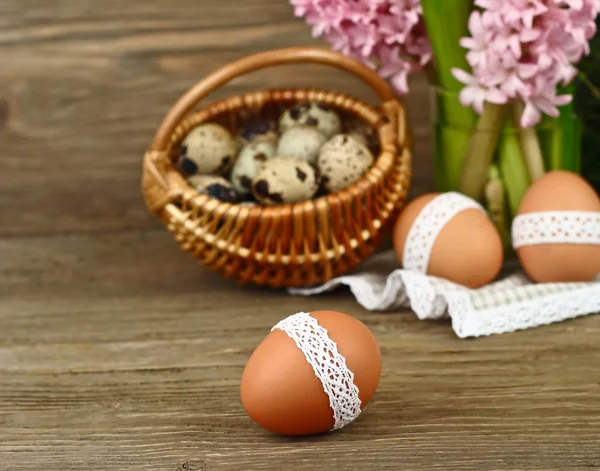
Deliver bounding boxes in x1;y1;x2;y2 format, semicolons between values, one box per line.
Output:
430;87;583;254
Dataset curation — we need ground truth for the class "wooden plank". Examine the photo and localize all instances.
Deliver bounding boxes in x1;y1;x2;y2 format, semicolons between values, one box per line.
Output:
1;233;600;470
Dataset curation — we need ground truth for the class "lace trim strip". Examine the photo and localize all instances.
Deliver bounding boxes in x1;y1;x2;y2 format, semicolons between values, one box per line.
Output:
512;211;600;249
403;192;485;273
272;312;362;430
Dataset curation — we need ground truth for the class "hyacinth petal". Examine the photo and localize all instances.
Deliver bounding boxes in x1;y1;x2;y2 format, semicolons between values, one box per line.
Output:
519;63;539;79
501;74;528;97
508;35;522;58
468;11;484;38
537;100;560;117
458;87;475;109
520;28;542;42
390;72;410;95
561;65;579;84
475;0;500;8
521;102;542;127
459;86;487;114
312;23;328;37
565;0;584;9
486;87;509;104
537;53;553;70
452;68;475;85
460;37;477;50
466;50;488;69
473;93;486;114
554;94;574;106
522;12;534;29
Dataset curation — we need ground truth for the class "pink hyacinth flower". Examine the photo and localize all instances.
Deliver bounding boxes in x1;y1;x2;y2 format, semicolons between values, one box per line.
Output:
290;0;432;95
456;0;600;127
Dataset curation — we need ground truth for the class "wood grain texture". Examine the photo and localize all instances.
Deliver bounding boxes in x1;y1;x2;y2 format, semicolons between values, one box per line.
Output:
1;1;598;470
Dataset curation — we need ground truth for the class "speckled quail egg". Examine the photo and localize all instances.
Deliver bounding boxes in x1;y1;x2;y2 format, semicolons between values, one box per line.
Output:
237;120;279;146
279;102;341;139
276;126;327;165
318;134;375;193
187;175;239;203
252;156;319;205
230;140;277;197
179;123;237;176
344;118;378;152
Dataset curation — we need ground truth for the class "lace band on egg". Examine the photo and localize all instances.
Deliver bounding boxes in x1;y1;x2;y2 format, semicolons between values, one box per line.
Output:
403;192;485;273
512;211;600;249
272;312;362;430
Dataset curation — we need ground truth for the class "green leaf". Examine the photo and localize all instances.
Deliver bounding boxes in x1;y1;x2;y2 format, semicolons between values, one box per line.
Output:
420;0;474;94
422;0;479;191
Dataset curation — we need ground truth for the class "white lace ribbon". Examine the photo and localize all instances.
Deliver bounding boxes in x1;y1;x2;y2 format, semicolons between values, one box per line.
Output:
403;192;485;273
512;211;600;249
288;251;600;339
272;312;362;430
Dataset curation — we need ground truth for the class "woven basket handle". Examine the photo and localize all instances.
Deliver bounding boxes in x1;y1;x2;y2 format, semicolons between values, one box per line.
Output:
149;47;397;151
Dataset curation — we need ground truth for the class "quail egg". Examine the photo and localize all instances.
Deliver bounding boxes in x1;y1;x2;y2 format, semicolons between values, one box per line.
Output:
187;174;239;203
279;102;341;139
252;156;319;205
276;126;327;165
318;134;374;193
179;123;237;176
238;120;278;146
344;118;378;152
230;140;277;197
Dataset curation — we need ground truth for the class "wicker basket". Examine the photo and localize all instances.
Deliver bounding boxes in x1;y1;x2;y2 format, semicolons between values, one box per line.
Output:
142;47;412;288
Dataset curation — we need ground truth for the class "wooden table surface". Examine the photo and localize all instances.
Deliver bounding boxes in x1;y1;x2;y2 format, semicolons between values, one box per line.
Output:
1;1;599;470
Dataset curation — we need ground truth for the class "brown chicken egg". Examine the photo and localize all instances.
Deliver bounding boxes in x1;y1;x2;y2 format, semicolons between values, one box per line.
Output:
393;192;504;289
240;310;381;436
512;170;600;283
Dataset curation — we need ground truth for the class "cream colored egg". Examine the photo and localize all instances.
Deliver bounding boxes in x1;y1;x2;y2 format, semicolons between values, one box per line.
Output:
179;123;237;175
251;156;319;205
318;134;374;193
279;102;341;139
230;140;276;197
277;126;327;165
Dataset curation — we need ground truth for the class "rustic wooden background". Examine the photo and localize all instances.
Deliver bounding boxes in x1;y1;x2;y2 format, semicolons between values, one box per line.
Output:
1;1;599;470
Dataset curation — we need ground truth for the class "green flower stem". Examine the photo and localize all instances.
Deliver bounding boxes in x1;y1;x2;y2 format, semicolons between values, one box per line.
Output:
537;115;556;171
457;102;507;200
556;117;582;174
432;121;472;191
421;0;476;190
510;101;546;181
538;83;582;173
498;128;531;217
485;165;509;247
556;82;582;173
